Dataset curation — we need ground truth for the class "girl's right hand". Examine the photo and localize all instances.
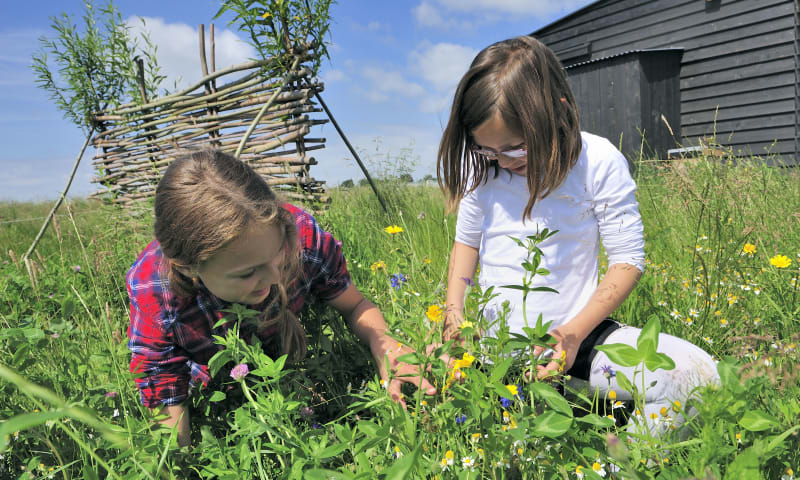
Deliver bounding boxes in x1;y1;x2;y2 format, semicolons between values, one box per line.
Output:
442;310;481;343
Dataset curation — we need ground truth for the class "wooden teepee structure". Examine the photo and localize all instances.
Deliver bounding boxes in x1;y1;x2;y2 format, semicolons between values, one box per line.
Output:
89;25;329;207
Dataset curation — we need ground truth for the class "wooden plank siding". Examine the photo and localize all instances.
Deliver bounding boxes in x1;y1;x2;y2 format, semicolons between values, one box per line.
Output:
533;0;799;164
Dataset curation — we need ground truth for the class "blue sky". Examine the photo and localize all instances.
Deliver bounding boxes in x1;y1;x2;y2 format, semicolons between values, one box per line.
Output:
0;0;594;201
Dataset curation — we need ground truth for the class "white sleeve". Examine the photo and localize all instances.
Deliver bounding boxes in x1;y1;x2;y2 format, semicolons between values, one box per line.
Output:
454;190;483;249
591;146;645;272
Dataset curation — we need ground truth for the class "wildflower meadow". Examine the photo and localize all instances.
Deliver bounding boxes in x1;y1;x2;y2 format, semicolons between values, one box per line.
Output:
0;154;799;479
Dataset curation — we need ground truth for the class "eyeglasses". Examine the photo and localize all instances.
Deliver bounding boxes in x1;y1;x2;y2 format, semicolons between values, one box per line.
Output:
470;144;527;160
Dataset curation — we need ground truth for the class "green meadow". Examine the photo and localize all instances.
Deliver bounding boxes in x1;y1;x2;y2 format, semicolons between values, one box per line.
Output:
0;155;798;479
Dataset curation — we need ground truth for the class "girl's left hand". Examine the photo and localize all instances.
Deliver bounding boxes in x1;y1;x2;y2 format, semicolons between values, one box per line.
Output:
372;338;438;407
531;328;580;380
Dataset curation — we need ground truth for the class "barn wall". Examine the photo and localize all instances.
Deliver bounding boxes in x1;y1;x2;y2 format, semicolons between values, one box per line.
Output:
534;0;798;164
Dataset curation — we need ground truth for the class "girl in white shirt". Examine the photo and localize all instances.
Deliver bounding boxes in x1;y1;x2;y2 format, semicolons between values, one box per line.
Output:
438;36;717;434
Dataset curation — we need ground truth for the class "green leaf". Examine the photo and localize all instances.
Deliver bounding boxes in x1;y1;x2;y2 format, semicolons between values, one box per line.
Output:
208;391;226;402
488;358;513;384
615;371;634;394
0;410;68;450
644;352;676;372
575;413;615;428
384;443;422;479
739;410;780;432
595;344;642;367
636;315;661;356
717;358;744;392
305;469;352;480
318;442;349;459
61;298;76;318
531;410;573;438
395;352;424;365
531;382;573;417
723;448;761;480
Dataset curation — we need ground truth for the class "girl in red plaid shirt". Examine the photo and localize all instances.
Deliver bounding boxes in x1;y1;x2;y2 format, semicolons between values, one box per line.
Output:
127;149;435;446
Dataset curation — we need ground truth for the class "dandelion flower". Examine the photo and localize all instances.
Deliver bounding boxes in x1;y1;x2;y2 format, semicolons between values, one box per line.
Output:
506;384;519;396
384;225;403;234
770;255;792;268
426;304;444;322
370;260;386;272
459;321;474;329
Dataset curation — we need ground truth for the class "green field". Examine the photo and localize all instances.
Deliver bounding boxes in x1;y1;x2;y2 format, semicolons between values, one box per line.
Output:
0;156;798;479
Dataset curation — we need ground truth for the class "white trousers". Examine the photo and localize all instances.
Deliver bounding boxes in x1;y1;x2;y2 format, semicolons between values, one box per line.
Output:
567;326;720;437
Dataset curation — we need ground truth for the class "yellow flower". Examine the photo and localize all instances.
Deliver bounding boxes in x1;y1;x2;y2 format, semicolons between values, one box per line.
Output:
426;304;444;322
370;260;387;273
460;321;474;329
608;390;617;401
743;243;756;255
454;352;475;369
423;257;431;264
770;254;791;268
505;384;519;396
384;225;403;234
261;11;271;18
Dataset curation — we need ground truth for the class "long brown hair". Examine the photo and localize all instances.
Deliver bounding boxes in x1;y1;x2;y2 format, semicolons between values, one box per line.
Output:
437;36;582;221
154;149;307;361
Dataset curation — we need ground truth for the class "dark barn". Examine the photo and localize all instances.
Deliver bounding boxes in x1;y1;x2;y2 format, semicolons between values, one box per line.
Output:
532;0;799;164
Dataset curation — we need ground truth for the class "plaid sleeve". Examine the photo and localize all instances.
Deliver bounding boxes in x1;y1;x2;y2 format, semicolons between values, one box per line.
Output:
126;241;192;408
285;204;352;301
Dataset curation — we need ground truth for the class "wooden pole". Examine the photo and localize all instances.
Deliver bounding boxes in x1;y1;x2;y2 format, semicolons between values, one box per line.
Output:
22;128;95;270
312;90;388;213
234;56;302;158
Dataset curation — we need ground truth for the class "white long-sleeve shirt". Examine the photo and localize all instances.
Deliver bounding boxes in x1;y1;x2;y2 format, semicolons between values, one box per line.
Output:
455;132;645;333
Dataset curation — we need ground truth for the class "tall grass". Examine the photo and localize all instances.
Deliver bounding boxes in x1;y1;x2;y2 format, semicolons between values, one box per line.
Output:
0;154;798;479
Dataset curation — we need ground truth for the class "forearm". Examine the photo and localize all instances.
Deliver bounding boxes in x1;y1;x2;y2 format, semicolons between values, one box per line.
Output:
347;298;393;355
558;263;642;340
445;241;480;314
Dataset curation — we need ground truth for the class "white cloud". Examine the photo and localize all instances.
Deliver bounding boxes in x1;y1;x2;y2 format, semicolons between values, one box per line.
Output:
126;17;256;91
308;123;442;185
361;66;425;104
323;69;347;83
408;42;475;114
410;42;476;92
412;1;474;30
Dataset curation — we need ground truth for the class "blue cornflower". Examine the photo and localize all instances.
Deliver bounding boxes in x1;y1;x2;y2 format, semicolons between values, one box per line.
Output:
390;273;407;290
461;276;475;287
455;414;467;425
500;397;512;408
601;365;616;379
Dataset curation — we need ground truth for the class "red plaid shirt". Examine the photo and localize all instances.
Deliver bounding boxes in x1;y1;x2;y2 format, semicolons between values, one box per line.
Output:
127;204;350;408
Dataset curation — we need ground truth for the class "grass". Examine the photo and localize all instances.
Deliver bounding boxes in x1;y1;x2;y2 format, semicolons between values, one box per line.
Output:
0;155;798;479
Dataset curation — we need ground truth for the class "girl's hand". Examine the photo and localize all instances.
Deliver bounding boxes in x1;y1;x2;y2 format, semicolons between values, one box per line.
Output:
530;328;580;380
372;337;437;407
442;310;465;342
